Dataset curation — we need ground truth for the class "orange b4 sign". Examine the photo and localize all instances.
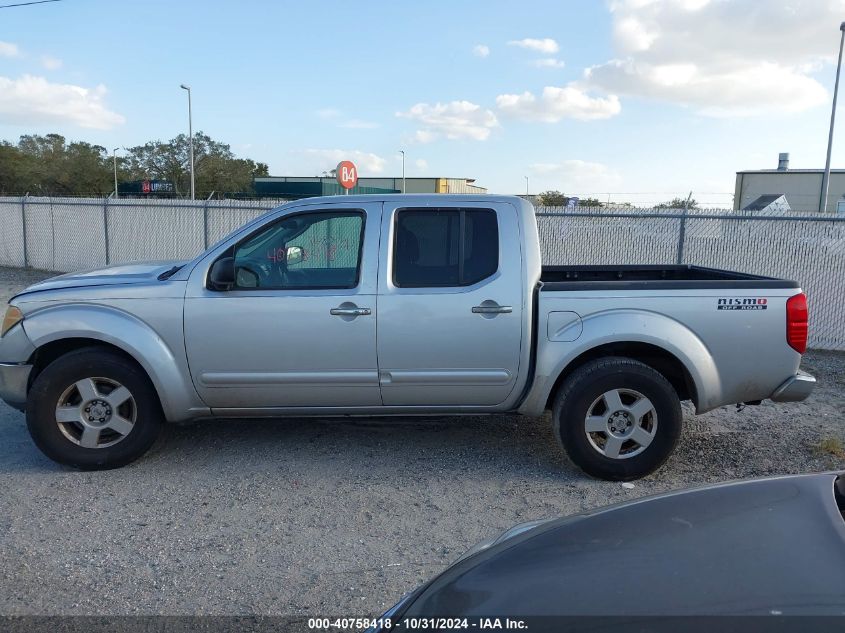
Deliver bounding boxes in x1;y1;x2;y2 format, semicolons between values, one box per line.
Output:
336;161;358;190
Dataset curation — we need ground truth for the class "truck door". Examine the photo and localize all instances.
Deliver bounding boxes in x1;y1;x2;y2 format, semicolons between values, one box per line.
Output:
184;202;382;409
377;201;524;406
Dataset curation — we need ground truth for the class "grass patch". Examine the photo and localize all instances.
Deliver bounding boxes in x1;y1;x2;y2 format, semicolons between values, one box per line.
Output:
813;437;845;459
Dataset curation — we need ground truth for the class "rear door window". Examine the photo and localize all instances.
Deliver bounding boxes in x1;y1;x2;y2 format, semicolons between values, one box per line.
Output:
393;208;498;287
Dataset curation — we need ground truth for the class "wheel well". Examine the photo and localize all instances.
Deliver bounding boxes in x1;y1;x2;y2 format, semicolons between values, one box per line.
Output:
28;338;153;395
544;342;697;410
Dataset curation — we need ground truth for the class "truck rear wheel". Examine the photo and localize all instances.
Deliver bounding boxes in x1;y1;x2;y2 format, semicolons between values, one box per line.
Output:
552;357;682;481
26;347;163;470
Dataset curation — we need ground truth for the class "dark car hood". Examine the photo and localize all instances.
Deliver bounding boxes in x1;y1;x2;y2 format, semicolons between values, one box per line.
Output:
404;473;845;617
17;260;186;295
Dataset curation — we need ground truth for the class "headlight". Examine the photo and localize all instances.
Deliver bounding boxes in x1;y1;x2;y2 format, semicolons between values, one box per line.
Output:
1;305;23;337
492;519;552;544
453;519;553;564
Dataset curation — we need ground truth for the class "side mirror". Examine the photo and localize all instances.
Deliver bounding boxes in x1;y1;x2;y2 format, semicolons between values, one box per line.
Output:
286;246;304;266
209;257;235;290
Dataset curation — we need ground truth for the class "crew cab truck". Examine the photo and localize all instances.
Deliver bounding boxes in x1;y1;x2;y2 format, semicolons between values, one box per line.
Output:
0;195;815;480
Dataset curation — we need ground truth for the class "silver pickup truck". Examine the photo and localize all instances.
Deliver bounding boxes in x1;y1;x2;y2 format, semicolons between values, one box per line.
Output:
0;195;815;479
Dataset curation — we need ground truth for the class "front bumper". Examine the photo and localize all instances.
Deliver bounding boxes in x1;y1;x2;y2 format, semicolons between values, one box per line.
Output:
770;370;816;403
0;362;30;411
0;319;35;411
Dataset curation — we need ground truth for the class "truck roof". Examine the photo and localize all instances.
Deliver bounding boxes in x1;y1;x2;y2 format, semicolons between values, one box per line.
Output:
285;193;526;206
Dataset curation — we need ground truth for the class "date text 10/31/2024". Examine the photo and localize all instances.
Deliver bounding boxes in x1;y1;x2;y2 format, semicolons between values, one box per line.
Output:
307;617;529;630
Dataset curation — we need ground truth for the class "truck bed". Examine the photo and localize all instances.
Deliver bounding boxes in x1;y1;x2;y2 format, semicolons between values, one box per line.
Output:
540;265;798;291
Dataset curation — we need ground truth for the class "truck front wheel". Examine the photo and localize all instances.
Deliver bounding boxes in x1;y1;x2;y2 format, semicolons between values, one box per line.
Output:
26;347;164;470
552;357;682;481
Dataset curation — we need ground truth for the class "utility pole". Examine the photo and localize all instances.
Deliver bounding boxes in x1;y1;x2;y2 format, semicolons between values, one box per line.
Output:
525;176;529;196
821;22;845;212
180;84;195;200
399;150;406;193
112;147;120;198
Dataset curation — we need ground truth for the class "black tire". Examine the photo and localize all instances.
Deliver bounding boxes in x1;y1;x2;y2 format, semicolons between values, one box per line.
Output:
552;357;682;481
26;347;164;470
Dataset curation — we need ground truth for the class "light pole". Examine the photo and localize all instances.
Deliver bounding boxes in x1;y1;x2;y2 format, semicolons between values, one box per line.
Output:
525;176;529;196
399;150;406;193
821;22;845;213
180;83;195;200
112;147;120;199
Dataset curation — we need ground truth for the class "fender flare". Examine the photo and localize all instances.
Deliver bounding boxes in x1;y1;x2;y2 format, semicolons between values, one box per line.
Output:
22;303;206;421
519;309;723;416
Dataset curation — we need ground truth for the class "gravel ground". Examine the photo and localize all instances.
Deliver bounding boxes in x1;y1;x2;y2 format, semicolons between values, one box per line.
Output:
0;266;56;304
0;265;843;617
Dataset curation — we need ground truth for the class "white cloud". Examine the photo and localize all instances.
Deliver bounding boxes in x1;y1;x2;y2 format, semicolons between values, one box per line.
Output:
0;74;124;129
586;58;826;117
397;100;499;142
40;55;63;70
414;158;428;170
316;108;341;119
530;160;621;192
300;149;386;174
496;84;621;122
508;38;559;54
0;41;20;58
585;0;839;116
533;58;566;69
614;16;657;52
473;44;490;58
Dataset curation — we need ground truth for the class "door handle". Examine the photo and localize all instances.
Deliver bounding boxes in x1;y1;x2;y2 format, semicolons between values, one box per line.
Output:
330;307;372;317
472;305;513;314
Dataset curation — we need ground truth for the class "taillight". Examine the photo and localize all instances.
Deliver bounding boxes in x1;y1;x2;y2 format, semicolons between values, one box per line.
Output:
786;293;808;354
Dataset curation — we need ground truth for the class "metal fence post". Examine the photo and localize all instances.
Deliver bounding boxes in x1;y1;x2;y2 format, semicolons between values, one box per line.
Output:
203;200;209;250
675;192;692;265
103;197;110;265
20;195;28;268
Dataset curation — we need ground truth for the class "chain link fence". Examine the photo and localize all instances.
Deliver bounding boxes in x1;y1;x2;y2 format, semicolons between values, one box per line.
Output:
0;197;843;351
536;206;845;351
0;197;281;272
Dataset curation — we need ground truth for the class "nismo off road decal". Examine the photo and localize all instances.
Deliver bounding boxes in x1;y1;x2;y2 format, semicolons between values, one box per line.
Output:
717;297;768;311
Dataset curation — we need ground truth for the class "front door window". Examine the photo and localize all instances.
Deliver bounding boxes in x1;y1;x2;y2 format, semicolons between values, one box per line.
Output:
233;210;364;290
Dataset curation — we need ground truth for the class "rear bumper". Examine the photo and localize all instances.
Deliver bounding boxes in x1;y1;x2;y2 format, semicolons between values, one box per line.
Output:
770;370;816;403
0;362;31;411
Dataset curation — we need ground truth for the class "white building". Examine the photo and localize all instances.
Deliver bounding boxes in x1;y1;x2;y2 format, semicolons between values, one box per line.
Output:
734;153;845;213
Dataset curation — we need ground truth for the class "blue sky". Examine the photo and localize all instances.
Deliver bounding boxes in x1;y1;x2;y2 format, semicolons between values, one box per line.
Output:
1;0;844;207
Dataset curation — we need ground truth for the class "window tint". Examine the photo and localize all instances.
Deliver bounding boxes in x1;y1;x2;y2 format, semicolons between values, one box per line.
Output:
233;210;364;289
393;208;498;287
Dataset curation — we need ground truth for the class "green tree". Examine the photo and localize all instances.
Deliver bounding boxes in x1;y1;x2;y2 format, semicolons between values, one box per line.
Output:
0;131;268;196
579;197;604;208
655;197;699;210
125;132;269;196
538;190;568;206
0;142;29;194
0;134;112;195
